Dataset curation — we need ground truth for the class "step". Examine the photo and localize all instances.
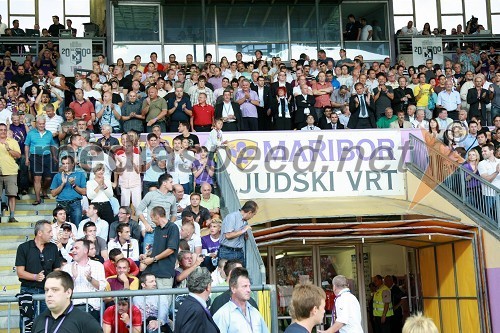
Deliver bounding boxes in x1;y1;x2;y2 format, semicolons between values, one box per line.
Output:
0;251;16;267
0;242;25;251
0;284;19;296
17;197;56;204
0;276;19;287
2;211;52;217
0;215;52;223
13;203;56;211
0;267;17;276
0;315;20;331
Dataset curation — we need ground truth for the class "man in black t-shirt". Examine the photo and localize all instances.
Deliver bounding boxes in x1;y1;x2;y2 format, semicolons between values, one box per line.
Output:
344;14;362;41
48;15;65;37
175;121;200;149
16;219;62;327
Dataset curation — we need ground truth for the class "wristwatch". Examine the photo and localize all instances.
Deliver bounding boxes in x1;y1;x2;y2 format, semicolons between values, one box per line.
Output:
153;256;158;263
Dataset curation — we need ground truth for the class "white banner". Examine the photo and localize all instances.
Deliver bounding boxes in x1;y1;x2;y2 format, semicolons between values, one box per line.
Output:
412;37;443;66
58;39;93;77
218;131;407;199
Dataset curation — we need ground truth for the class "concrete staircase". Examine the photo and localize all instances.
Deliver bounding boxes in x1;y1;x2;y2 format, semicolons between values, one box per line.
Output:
0;196;57;333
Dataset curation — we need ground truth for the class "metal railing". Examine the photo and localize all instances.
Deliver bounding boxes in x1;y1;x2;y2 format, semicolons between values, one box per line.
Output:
0;37;106;59
0;285;278;333
215;150;267;286
408;134;500;230
395;34;500;61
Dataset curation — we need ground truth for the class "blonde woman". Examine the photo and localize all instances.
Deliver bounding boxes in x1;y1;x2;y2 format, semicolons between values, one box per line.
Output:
402;313;438;333
86;163;115;225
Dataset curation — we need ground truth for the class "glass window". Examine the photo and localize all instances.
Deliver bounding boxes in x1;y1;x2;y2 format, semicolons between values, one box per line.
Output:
65;0;90;16
441;15;464;32
216;5;287;43
492;15;500;34
289;5;316;42
163;44;215;63
113;44;163;63
394;16;414;33
218;43;288;62
318;5;341;41
340;3;387;41
10;16;35;31
39;0;63;33
0;1;7;22
113;5;159;42
415;0;438;33
464;0;488;30
344;41;390;61
492;0;500;13
65;16;91;38
441;0;462;14
393;0;413;15
163;5;215;43
291;43;318;61
9;0;35;15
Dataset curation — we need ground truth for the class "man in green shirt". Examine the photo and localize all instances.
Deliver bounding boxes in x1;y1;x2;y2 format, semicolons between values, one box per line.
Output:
142;86;168;132
376;107;398;128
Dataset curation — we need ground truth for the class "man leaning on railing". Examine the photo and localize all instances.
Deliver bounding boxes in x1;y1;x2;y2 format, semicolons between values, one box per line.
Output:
478;144;500;221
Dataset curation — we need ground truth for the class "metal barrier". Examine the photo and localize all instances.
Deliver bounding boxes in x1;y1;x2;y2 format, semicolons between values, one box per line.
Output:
395;34;500;62
408;134;500;229
0;37;106;60
215;150;267;287
0;285;278;333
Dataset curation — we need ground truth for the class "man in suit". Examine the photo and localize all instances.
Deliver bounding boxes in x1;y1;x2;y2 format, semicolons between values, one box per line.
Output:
214;89;242;131
390;110;413;129
348;82;376;129
270;71;293;98
251;76;272;130
295;85;317;129
326;112;345;129
175;267;220;333
318;106;334;129
467;75;490;121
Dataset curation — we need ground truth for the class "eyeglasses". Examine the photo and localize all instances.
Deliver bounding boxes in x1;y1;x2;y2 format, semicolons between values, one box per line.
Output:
39;253;45;266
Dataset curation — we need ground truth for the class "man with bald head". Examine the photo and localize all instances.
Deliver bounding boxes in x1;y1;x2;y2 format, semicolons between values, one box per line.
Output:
173;184;190;221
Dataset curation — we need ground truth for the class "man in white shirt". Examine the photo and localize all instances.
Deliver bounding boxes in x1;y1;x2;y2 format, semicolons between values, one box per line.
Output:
77;203;109;239
400;21;418;35
411;109;429;130
301;114;321;131
360;18;373;41
478;144;500;221
181;222;202;254
324;275;364;333
437;80;461;120
62;239;106;320
107;224;140;261
435;109;453;129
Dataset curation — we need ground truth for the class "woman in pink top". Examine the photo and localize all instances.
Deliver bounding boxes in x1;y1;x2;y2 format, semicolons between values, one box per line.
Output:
312;71;333;120
115;133;142;212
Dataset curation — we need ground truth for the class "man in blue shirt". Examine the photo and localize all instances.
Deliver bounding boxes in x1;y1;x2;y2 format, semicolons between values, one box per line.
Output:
218;200;258;264
24;115;58;205
50;155;87;227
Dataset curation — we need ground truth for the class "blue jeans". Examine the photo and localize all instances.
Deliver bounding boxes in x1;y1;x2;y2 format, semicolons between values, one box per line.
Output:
58;200;83;228
144;231;155;254
491;106;500;124
218;245;245;265
19;286;46;332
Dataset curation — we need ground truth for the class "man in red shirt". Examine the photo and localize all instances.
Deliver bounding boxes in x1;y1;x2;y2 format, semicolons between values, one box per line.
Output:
69;88;95;129
103;297;142;333
103;248;140;278
191;93;215;132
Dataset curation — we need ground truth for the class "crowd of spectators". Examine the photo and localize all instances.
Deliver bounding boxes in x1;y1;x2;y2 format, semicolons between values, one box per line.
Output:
398;16;488;37
0;14;76;40
1;14;499;331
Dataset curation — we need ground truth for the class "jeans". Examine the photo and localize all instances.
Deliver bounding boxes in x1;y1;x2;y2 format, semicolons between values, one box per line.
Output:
19;286;46;332
491;106;500;124
17;156;30;192
218;245;245;265
60;200;83;228
156;277;174;316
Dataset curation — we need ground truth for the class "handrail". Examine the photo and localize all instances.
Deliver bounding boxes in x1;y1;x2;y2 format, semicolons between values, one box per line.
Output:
0;37;106;58
408;134;500;230
215;149;267;287
0;285;278;333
